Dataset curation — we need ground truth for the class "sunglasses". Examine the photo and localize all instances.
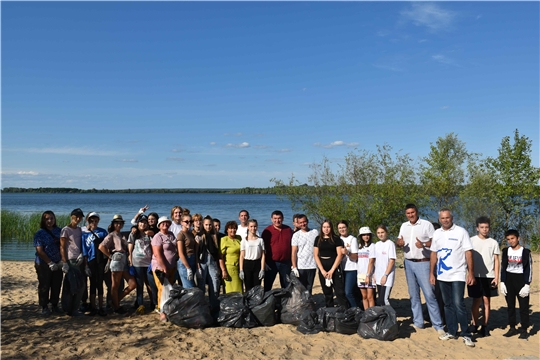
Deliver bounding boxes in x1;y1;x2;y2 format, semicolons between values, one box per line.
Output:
182;220;193;224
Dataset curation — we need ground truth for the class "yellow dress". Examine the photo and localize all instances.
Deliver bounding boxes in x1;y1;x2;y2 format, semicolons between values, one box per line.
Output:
220;235;243;293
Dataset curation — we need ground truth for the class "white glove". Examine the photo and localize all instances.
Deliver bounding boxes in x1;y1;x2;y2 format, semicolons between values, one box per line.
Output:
51;262;62;271
239;270;244;280
85;266;92;277
62;262;69;273
291;267;300;278
500;282;507;296
48;262;56;271
196;268;203;279
187;267;194;281
258;269;265;280
104;259;111;273
75;253;84;266
325;278;333;287
519;284;530;298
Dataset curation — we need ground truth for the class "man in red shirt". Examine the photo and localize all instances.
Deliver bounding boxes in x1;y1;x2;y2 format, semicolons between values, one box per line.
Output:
262;210;293;291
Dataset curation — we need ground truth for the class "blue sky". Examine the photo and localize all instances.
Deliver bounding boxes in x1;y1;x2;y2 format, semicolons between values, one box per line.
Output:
2;2;538;189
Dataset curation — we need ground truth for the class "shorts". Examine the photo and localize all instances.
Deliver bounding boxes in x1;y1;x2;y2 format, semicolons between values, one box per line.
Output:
110;252;128;272
467;277;497;298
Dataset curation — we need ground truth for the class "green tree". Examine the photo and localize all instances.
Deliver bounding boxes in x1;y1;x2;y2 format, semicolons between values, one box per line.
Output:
420;133;472;213
486;129;540;244
272;144;420;235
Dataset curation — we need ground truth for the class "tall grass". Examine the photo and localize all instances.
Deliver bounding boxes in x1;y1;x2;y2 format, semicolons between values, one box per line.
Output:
1;211;71;242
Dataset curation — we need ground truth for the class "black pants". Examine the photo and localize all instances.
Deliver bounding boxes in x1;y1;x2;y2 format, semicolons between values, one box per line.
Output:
318;258;348;308
35;262;63;308
505;272;530;329
298;269;317;295
243;259;262;292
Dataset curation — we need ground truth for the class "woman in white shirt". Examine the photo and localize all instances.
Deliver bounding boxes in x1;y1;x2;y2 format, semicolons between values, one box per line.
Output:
239;219;266;292
338;220;361;308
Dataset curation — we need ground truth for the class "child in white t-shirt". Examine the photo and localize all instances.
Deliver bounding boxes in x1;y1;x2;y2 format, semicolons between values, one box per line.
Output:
358;226;376;310
373;225;396;306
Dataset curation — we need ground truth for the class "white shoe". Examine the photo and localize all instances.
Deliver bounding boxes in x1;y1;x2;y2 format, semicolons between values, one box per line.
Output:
439;332;456;341
436;328;446;336
463;336;475;347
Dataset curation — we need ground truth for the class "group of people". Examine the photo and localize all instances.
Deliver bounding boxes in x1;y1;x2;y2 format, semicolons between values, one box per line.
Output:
34;204;532;345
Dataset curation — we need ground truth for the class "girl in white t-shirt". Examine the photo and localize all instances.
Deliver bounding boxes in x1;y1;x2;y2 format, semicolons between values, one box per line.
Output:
357;226;376;310
338;220;361;308
374;225;396;306
239;219;266;292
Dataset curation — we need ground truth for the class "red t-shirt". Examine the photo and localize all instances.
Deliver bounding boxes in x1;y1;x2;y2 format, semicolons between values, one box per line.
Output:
262;224;293;262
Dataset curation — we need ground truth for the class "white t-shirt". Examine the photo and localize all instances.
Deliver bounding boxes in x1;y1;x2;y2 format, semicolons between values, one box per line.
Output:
374;240;397;287
470;235;500;278
240;237;265;260
398;218;434;260
291;229;319;270
356;243;375;275
341;235;359;271
237;225;259;241
169;222;183;237
506;247;524;274
431;224;473;282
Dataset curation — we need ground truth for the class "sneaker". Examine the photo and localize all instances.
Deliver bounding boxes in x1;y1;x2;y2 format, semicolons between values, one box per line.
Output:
154;307;160;314
439;332;456;341
503;327;519;337
51;305;63;314
436;329;446;336
463;336;475;347
518;330;529;340
41;306;51;315
79;303;90;313
136;305;146;315
113;307;127;315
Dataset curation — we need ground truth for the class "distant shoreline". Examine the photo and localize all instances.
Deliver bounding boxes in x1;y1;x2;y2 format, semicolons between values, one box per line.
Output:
1;187;278;194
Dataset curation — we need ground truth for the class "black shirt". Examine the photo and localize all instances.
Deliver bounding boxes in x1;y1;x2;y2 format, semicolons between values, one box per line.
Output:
314;235;344;258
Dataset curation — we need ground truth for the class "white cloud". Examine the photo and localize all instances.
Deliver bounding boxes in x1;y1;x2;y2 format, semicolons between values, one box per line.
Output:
400;3;457;32
16;171;39;175
314;141;359;149
277;149;291;153
235;132;243;137
166;157;185;162
432;54;457;66
171;148;184;153
418;39;428;43
225;142;250;148
253;145;269;149
441;106;449;110
117;159;138;163
209;142;216;146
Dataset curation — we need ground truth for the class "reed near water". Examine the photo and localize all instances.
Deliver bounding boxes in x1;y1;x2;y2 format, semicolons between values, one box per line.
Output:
1;211;71;242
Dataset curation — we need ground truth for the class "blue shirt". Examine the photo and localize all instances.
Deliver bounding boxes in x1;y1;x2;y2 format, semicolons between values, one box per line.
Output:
34;227;62;264
82;227;108;262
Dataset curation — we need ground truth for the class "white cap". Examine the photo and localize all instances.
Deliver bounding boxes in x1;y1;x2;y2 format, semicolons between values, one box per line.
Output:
358;226;372;235
87;212;100;219
157;216;172;227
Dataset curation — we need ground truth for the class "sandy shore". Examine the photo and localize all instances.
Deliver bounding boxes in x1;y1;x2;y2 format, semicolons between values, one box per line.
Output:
1;254;539;360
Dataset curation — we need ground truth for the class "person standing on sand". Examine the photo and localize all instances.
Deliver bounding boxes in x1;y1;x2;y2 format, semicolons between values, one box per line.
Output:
239;219;266;292
169;206;183;237
430;208;476;348
34;210;64;315
262;210;294;291
221;221;243;293
60;208;86;316
396;203;444;336
291;214;319;295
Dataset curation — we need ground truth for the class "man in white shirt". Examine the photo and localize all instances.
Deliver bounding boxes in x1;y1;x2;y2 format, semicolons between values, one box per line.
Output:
291;214;319;294
430;208;476;347
237;210;259;240
396;204;444;336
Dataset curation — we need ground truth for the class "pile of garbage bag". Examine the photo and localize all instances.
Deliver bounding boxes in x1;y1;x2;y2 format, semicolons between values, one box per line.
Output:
162;285;214;329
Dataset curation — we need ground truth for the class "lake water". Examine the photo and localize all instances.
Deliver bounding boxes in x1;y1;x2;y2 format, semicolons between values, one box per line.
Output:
1;193;295;260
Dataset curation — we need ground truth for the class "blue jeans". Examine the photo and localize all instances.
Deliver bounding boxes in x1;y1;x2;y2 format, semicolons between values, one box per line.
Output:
439;280;470;337
344;270;362;308
198;254;221;311
133;266;153;307
177;254;196;288
264;260;291;291
404;259;443;330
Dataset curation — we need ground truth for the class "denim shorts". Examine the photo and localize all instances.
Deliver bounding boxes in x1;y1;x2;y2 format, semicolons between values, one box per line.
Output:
110;252;128;272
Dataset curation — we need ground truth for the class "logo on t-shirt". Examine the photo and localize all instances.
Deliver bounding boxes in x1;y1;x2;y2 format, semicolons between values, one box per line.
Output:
437;248;453;275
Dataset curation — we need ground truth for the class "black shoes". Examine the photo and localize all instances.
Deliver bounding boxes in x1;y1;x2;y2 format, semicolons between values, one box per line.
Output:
518;330;529;340
113;306;127;314
503;327;519;337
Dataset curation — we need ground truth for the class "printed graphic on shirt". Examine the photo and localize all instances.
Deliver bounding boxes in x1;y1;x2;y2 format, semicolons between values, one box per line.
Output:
507;254;523;272
437;248;453;275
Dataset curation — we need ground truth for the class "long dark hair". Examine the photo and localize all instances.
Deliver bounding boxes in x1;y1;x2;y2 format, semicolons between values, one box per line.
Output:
358;231;373;250
40;210;57;229
317;220;337;246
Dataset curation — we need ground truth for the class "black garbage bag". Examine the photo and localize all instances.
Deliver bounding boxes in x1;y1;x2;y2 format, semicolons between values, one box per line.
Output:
357;305;399;341
162;285;213;329
335;307;363;335
217;293;245;328
250;294;276;326
296;309;323;335
317;307;339;332
245;286;265;308
280;275;315;325
217;293;258;328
